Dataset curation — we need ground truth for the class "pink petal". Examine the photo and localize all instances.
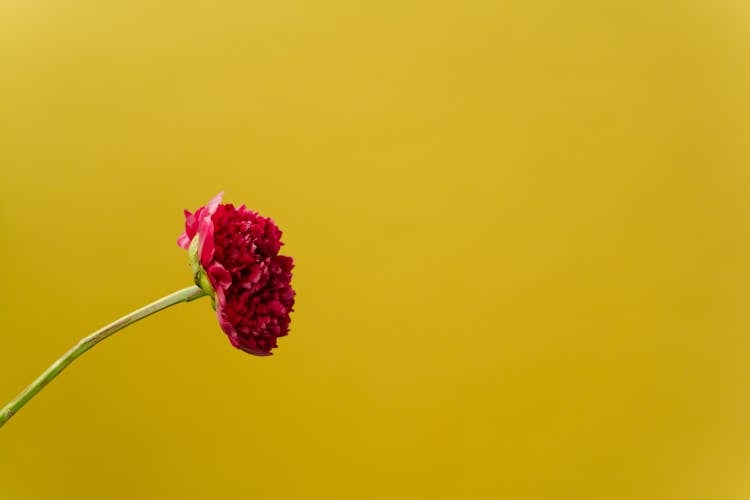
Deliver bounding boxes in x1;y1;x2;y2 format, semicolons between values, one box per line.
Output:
176;232;191;249
205;191;224;214
197;216;215;265
206;262;232;289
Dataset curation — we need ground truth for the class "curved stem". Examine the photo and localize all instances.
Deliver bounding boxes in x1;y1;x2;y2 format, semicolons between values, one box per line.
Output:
0;285;207;428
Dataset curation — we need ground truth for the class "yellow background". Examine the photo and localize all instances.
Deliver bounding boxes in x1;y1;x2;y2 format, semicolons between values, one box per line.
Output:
1;1;749;498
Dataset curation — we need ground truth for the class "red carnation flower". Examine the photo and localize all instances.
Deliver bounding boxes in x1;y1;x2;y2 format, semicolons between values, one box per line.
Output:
177;192;295;356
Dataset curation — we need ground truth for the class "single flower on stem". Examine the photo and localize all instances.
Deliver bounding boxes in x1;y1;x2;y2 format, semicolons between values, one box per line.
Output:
178;192;296;356
0;192;295;428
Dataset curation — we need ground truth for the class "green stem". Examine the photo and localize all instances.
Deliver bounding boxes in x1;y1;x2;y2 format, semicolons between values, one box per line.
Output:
0;285;207;429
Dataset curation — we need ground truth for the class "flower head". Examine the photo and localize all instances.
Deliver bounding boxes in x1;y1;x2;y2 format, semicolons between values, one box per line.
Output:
178;192;295;356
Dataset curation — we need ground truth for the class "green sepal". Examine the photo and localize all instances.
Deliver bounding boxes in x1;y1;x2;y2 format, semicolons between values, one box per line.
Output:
188;235;217;309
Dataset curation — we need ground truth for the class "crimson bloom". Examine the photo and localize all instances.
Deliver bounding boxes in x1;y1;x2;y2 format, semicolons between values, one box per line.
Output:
177;192;295;355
